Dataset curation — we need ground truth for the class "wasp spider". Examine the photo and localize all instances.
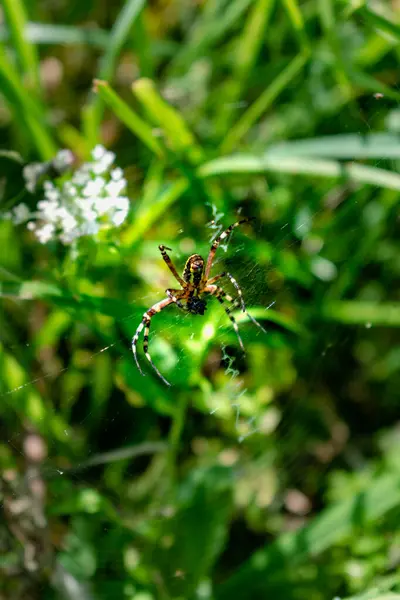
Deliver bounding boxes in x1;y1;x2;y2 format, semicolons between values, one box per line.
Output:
132;218;266;386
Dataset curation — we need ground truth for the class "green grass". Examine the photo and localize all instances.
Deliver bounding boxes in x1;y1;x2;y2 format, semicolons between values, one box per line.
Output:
1;1;400;599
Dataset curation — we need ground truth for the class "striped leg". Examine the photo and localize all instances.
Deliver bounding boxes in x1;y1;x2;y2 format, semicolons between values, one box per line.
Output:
159;245;186;287
206;272;246;312
166;288;187;311
205;285;245;352
206;283;267;342
131;297;174;386
204;217;255;280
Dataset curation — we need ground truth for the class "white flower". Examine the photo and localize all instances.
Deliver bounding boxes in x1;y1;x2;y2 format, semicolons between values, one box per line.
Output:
37;199;59;222
4;145;130;245
53;149;74;171
63;182;77;197
105;179;126;197
113;196;129;212
92;151;115;175
36;223;55;244
95;197;114;216
43;182;60;203
92;145;106;160
83;177;105;197
91;145;115;175
112;210;128;226
80;207;98;222
12;203;31;224
72;170;90;186
111;167;124;181
80;221;100;235
23;163;44;193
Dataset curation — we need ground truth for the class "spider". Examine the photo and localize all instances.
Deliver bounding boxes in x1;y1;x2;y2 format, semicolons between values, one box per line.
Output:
132;217;266;386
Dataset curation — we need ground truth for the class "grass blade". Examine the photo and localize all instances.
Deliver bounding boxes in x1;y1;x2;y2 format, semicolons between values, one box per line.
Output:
0;50;56;159
0;22;109;48
122;179;189;247
217;0;276;132
282;0;310;53
267;133;400;159
94;80;164;157
347;67;400;102
322;301;400;327
221;53;307;153
2;0;40;90
319;0;353;101
84;0;147;146
356;6;400;42
98;0;147;81
168;0;253;75
131;12;154;77
233;307;305;336
132;78;204;163
199;153;400;191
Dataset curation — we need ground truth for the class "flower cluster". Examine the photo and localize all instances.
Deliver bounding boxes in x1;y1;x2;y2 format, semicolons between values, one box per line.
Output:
4;146;130;245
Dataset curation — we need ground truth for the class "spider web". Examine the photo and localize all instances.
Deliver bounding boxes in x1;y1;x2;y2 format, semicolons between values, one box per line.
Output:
1;91;398;598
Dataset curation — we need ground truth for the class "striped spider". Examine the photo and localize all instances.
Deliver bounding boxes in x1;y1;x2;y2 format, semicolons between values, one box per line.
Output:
132;218;266;386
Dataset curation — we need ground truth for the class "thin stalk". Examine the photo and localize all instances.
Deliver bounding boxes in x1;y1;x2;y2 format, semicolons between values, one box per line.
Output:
2;0;41;91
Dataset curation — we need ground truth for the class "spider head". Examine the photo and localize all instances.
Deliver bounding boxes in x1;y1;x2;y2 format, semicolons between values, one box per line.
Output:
187;296;207;315
190;257;204;272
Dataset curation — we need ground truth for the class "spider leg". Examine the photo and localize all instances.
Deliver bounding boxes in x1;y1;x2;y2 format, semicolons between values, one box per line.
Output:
205;285;245;352
206;283;267;340
159;245;186;287
166;288;187;311
131;297;174;387
206;272;246;312
204;217;255;280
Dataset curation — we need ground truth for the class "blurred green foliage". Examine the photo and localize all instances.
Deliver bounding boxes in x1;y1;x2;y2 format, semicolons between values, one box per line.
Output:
1;1;400;599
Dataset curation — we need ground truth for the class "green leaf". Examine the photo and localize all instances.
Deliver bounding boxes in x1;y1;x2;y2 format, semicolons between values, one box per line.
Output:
322;301;400;327
267;133;400;159
0;22;109;48
200;154;400;191
0;280;137;320
34;310;73;348
234;307;305;336
0;343;71;442
147;466;233;597
216;471;400;598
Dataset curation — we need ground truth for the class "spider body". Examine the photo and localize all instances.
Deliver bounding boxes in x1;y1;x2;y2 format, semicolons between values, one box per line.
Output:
132;218;266;386
183;254;205;286
186;296;207;315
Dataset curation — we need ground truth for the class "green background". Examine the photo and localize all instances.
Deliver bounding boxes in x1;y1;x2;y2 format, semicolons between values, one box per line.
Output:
1;1;400;599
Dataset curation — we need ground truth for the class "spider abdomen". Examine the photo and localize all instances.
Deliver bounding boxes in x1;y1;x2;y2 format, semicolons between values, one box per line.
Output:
183;254;204;287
